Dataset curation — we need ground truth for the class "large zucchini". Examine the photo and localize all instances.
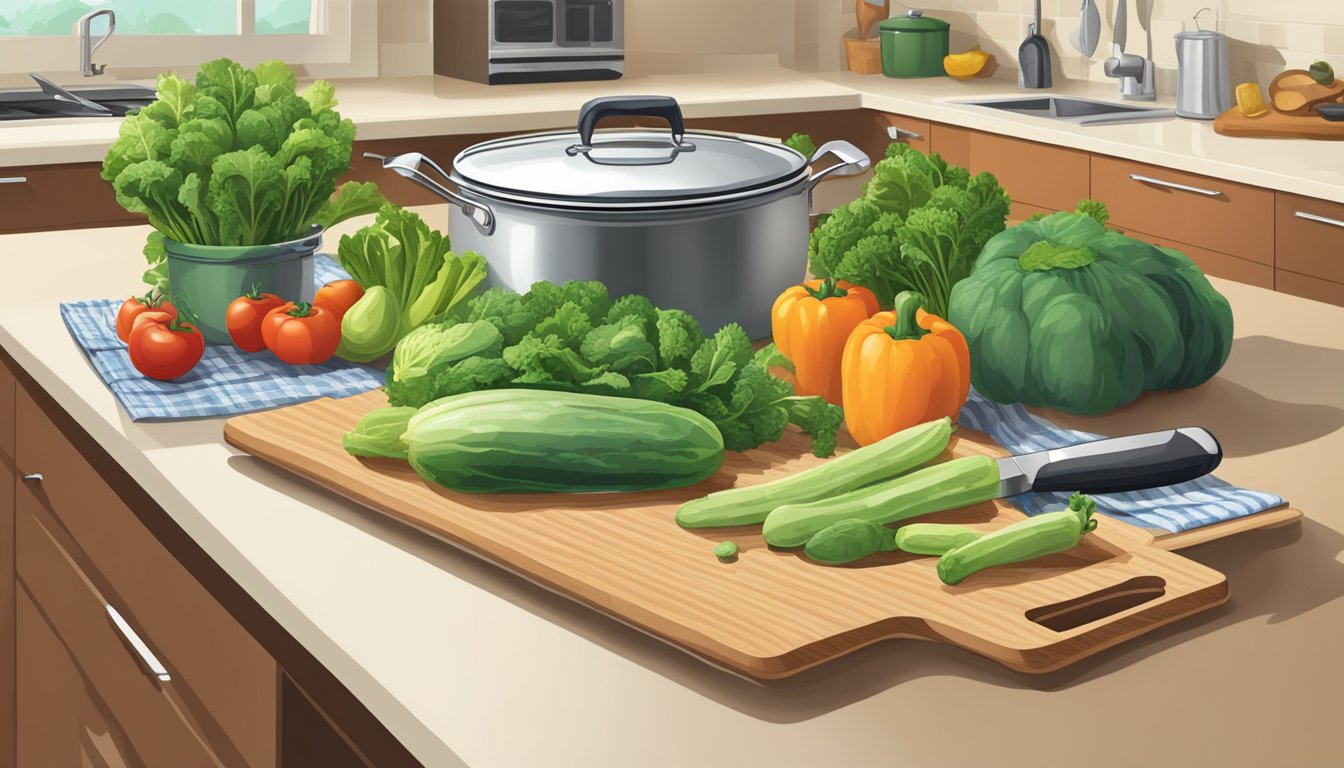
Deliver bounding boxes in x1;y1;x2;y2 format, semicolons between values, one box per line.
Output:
403;390;725;493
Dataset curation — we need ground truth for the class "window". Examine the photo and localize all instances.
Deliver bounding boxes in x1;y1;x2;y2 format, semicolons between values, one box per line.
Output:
0;1;369;75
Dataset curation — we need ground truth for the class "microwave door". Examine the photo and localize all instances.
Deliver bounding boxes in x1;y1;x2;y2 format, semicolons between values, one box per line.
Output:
494;0;555;45
561;0;614;45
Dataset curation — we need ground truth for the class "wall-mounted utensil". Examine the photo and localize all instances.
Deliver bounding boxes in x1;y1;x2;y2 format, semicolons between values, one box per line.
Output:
1069;0;1100;57
1018;0;1052;89
857;0;890;40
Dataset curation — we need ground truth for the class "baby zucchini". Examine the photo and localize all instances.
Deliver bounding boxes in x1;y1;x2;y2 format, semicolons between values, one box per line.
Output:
936;492;1098;586
675;417;953;529
803;519;898;565
894;523;984;556
762;454;1001;548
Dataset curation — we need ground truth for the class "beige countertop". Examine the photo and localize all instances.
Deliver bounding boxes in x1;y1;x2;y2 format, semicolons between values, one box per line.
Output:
3;68;1342;202
2;210;1343;767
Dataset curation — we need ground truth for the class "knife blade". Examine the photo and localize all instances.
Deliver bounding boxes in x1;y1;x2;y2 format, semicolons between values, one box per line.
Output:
994;427;1222;498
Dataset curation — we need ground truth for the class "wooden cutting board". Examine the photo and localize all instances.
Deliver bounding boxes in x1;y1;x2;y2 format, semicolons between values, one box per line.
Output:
223;390;1300;678
1214;106;1344;140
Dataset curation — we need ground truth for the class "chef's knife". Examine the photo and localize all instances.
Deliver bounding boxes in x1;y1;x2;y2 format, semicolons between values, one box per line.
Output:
995;427;1222;497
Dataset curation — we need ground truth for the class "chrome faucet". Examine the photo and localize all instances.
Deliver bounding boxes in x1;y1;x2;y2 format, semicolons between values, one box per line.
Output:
78;8;116;77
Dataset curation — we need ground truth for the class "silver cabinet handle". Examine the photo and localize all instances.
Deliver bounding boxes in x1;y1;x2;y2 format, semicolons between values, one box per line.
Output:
22;473;43;482
1129;173;1222;197
887;125;924;141
106;605;172;682
0;176;27;184
1294;210;1344;229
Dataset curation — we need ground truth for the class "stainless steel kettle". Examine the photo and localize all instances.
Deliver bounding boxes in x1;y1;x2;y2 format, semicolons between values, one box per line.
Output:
1175;8;1231;120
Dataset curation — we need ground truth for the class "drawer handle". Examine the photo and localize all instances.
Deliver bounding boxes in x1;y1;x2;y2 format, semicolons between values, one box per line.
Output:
106;605;172;682
1294;210;1344;229
1128;173;1222;197
887;125;924;141
0;176;26;184
22;472;43;482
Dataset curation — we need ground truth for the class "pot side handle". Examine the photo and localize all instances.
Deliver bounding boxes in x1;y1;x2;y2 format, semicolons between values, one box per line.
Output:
364;152;496;236
805;140;871;190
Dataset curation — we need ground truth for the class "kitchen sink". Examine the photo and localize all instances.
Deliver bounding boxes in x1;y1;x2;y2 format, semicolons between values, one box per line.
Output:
0;83;156;121
957;96;1176;126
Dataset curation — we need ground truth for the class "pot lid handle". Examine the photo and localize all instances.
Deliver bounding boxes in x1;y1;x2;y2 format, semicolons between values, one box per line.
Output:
574;95;688;151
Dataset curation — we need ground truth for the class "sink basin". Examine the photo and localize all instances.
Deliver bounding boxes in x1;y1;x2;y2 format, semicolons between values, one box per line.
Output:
0;84;156;121
958;96;1176;126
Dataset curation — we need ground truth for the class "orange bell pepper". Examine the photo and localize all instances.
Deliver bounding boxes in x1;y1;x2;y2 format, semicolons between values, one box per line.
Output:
841;290;971;446
771;277;879;405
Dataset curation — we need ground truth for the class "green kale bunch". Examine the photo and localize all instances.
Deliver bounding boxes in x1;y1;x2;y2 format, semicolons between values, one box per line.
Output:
383;281;845;457
807;143;1011;318
100;58;386;291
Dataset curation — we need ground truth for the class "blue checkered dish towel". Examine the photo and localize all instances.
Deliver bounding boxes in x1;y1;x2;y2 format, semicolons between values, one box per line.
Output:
957;389;1284;533
61;255;385;422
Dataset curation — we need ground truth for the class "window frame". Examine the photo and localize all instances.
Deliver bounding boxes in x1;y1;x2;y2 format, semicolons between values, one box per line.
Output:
0;0;373;76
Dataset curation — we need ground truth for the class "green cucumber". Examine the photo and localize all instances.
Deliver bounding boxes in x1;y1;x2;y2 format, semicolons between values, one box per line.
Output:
762;455;1001;548
403;390;724;493
675;417;953;529
936;492;1098;585
894;523;984;556
803;519;898;565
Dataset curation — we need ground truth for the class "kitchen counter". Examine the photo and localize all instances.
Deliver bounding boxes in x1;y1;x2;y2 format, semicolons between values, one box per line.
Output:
3;67;1342;203
2;210;1343;767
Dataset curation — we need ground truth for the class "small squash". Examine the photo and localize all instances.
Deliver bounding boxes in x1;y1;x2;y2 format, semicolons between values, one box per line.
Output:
840;290;970;447
944;47;994;80
771;277;879;405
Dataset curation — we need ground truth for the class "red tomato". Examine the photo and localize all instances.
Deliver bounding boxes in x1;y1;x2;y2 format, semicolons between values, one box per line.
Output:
314;279;365;323
226;288;287;353
260;302;340;365
115;292;177;343
128;312;205;381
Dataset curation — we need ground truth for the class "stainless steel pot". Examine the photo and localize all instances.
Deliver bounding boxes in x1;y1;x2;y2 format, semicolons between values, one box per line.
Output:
1174;9;1230;120
369;95;870;338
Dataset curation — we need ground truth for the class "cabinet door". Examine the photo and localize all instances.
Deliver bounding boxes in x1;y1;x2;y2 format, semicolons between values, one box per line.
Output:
0;357;12;768
17;584;140;768
927;124;1088;220
1275;192;1344;305
0;164;143;235
15;486;226;768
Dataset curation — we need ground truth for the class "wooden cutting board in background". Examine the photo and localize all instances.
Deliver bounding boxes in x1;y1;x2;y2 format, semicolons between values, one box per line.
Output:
224;390;1299;679
1214;107;1344;140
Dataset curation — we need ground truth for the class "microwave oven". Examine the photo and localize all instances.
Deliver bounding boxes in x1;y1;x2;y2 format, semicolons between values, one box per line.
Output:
433;0;624;85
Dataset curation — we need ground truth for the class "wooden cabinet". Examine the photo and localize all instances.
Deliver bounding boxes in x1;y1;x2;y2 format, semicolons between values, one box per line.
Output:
1275;192;1344;306
16;487;224;766
14;384;277;767
0;164;145;235
1;356;13;768
15;584;142;767
928;124;1090;221
1091;156;1274;266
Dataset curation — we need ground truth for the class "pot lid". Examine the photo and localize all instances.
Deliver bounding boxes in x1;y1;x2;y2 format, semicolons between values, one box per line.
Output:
451;128;808;205
879;10;949;32
1175;28;1224;40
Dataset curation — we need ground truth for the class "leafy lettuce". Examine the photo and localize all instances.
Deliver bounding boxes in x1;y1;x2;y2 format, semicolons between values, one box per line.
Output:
807;143;1010;318
101;58;387;291
385;281;845;457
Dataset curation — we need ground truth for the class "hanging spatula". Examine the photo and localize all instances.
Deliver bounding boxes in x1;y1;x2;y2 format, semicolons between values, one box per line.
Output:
1069;0;1101;57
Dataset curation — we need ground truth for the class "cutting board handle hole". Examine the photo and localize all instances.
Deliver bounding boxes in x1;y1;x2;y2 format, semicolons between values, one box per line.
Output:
1025;576;1167;632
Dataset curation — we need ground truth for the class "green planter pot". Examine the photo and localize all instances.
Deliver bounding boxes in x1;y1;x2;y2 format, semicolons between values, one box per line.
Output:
165;226;323;345
879;11;950;78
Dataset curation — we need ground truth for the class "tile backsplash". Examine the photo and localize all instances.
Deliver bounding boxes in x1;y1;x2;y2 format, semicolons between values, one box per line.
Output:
834;1;1344;92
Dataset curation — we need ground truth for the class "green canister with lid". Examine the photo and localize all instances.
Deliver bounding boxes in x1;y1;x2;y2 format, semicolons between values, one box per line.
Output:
879;9;950;78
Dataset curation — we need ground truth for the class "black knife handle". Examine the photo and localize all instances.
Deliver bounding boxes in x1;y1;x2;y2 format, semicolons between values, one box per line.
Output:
1032;427;1222;494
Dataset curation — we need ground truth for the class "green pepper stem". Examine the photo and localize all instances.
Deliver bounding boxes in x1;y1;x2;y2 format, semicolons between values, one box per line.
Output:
883;290;927;341
804;276;849;301
287;301;313;318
